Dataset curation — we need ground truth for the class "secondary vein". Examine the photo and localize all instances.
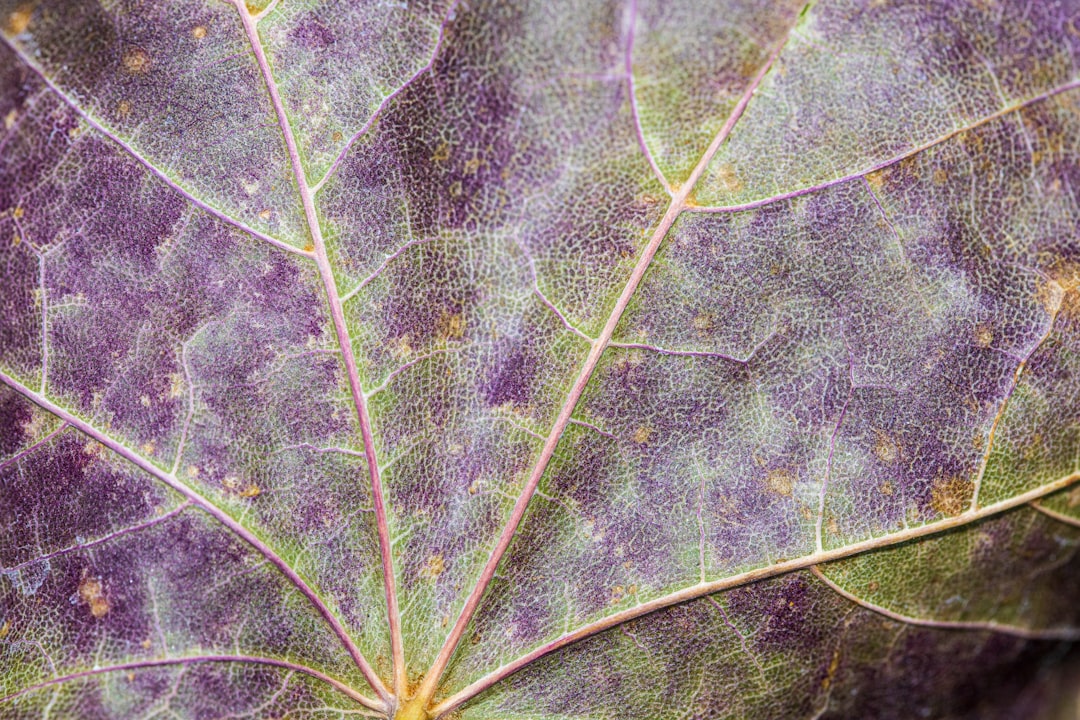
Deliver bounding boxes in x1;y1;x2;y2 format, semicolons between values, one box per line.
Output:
412;15;802;711
231;1;403;701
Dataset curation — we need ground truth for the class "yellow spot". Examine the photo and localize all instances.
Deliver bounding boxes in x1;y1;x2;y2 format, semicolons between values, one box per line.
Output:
167;373;185;400
631;426;652;444
141;638;152;649
711;163;742;194
116;99;132;118
78;574;110;618
12;206;24;219
692;313;714;333
332;130;343;142
239;483;261;498
245;2;260;14
436;311;465;340
258;208;272;220
827;517;839;535
1067;486;1080;508
468;480;480;495
303;243;314;253
122;47;151;75
3;108;16;130
83;440;104;457
879;481;893;496
932;168;948;186
5;3;33;35
139;394;151;408
872;429;898;464
141;441;156;455
930;475;973;516
126;672;135;682
865;170;886;193
765;468;795;497
973;323;993;348
192;25;207;39
463;157;482;175
448;180;463;198
0;619;9;638
431;141;450;163
422;553;445;579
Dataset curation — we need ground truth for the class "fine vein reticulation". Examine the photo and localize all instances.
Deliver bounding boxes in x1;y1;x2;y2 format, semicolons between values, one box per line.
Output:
4;1;1080;718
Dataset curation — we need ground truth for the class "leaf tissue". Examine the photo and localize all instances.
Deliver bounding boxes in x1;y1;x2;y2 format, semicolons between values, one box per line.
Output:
3;0;1080;718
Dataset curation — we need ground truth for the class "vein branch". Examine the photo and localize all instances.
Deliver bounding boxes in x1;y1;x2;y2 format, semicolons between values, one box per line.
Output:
429;468;1080;718
0;655;382;713
809;565;1080;640
231;1;403;700
688;79;1080;216
0;35;313;260
414;23;798;711
0;370;386;710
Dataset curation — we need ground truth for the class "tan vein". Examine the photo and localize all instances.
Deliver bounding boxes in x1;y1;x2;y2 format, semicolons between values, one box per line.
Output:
430;468;1080;718
687;79;1080;215
231;1;402;700
1030;500;1080;529
406;16;805;717
810;566;1079;641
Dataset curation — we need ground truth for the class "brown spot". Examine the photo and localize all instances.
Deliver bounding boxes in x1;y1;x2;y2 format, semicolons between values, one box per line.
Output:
0;619;9;639
1067;486;1080;509
879;481;893;496
930;475;973;516
866;580;879;593
258;208;272;220
827;517;839;535
5;3;33;35
872;429;898;464
765;468;795;497
122;47;152;75
973;323;993;348
692;313;714;333
78;573;110;618
116;100;132;118
631;426;652;445
932;168;948;186
332;130;343;142
191;25;207;39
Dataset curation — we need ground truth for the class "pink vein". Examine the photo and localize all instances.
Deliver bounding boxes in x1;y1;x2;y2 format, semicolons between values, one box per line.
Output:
0;655;382;712
810;566;1080;641
231;2;401;700
429;468;1080;717
0;422;68;474
623;0;670;192
0;35;312;260
312;0;462;194
0;370;385;710
688;79;1080;215
414;26;797;710
2;502;191;574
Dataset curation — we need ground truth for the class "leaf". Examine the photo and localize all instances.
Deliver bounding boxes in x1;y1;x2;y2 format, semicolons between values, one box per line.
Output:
2;0;1080;718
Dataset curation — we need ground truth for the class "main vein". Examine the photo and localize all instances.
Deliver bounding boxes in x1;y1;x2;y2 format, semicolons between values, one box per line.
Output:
411;21;800;711
429;468;1080;718
230;1;404;701
0;370;385;712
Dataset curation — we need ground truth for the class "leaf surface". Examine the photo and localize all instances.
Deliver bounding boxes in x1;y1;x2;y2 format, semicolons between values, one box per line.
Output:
2;1;1080;718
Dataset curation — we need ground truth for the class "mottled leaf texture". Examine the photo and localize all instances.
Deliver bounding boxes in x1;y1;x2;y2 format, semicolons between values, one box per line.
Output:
4;1;1080;719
